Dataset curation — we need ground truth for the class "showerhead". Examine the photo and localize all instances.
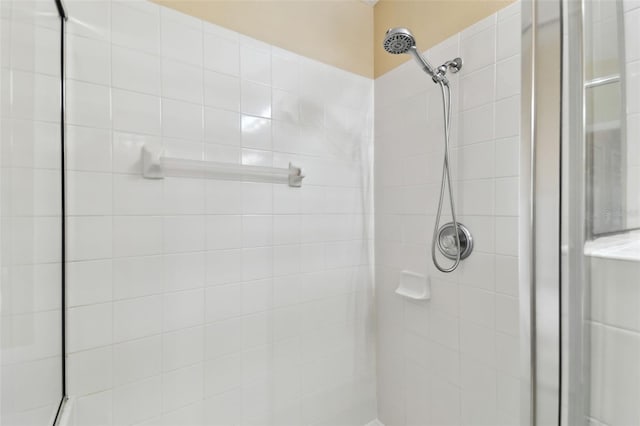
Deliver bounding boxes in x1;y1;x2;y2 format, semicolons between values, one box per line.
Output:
383;27;463;85
383;27;437;80
383;27;416;55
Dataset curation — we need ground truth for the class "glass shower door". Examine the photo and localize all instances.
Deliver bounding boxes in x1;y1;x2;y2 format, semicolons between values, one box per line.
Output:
0;0;65;424
562;0;640;424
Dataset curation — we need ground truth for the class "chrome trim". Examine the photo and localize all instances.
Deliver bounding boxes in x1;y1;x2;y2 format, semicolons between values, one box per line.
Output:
442;57;463;74
534;0;562;419
584;74;620;89
436;222;473;260
616;0;628;234
520;0;535;422
565;0;588;423
522;0;563;424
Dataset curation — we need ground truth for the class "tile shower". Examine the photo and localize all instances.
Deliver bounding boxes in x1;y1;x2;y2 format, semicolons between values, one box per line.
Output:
1;0;522;424
3;0;639;425
59;1;375;424
375;4;521;425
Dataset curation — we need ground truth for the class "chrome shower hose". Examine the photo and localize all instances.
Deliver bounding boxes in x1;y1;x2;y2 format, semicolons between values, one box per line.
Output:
431;81;461;273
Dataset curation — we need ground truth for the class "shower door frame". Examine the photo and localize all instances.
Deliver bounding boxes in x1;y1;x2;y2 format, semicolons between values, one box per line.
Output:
53;0;69;424
521;0;564;424
563;0;590;424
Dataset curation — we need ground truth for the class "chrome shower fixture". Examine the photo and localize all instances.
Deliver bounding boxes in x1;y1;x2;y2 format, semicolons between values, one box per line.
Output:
437;222;473;260
383;26;471;272
383;27;462;85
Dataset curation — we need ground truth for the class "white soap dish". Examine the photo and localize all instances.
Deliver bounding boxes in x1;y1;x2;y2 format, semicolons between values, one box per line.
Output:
395;270;430;300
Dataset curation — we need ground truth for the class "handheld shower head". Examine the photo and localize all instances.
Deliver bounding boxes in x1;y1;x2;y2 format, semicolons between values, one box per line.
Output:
383;27;416;55
383;27;462;85
381;27;469;273
383;27;438;81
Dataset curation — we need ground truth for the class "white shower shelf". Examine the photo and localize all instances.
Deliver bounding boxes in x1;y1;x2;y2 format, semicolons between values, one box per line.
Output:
141;146;305;187
396;270;430;300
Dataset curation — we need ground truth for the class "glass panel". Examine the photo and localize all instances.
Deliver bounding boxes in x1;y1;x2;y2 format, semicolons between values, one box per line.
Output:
0;0;64;424
583;0;638;236
563;0;640;424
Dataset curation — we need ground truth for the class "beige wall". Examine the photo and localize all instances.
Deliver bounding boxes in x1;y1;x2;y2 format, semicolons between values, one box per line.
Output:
153;0;515;79
374;0;515;77
151;0;375;78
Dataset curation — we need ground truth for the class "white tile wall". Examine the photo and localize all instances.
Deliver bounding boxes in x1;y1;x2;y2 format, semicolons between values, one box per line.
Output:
0;1;65;424
374;2;522;425
62;1;375;425
589;254;640;426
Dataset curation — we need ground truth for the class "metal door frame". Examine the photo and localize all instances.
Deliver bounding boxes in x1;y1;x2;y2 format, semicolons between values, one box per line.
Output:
53;0;68;424
521;0;564;424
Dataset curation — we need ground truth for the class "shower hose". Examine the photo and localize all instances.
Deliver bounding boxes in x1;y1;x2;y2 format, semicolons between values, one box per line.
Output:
431;80;461;273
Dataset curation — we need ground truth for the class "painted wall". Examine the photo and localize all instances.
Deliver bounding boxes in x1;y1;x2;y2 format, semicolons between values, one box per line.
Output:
374;2;522;424
151;0;518;79
62;1;376;425
374;0;515;77
151;0;375;78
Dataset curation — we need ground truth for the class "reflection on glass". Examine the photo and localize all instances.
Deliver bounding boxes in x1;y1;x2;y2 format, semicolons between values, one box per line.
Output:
585;0;640;235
